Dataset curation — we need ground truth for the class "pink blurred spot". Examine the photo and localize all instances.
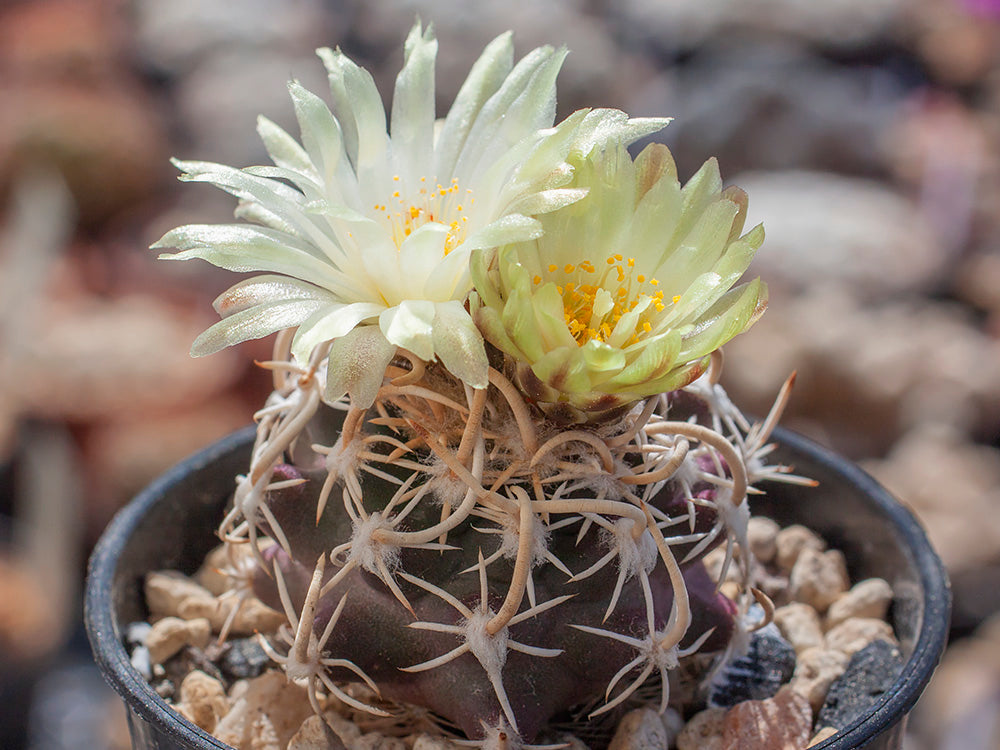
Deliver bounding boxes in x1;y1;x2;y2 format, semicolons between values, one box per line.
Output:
961;0;1000;18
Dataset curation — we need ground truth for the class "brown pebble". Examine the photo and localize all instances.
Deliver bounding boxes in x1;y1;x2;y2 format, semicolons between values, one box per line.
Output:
676;707;726;750
789;548;849;613
721;687;812;750
775;525;826;572
146;617;211;664
825;578;893;629
825;618;897;657
720;581;742;601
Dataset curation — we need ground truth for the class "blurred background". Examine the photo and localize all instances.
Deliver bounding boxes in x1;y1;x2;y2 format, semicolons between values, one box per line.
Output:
0;0;998;747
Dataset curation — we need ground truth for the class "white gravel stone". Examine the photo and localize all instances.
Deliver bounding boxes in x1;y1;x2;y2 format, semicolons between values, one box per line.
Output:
774;602;825;653
825;618;897;657
789;647;850;712
178;670;229;732
130;645;152;680
215;671;313;750
789;548;850;613
747;516;781;564
145;616;211;664
608;707;669;750
412;735;466;750
826;578;894;629
775;524;826;572
676;706;726;750
145;571;215;619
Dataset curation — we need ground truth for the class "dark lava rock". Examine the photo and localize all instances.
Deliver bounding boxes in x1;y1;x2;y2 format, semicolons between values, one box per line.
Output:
708;624;797;707
219;637;271;680
163;645;225;688
818;639;905;727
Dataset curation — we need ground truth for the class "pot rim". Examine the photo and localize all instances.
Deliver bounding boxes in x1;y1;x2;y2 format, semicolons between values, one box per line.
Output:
773;428;950;749
85;426;256;749
85;425;950;750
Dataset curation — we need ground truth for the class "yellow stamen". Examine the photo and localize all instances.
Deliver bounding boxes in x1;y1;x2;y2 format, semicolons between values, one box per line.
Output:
554;253;663;346
384;177;471;254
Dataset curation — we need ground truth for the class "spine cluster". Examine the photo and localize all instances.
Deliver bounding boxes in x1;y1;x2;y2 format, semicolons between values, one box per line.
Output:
215;341;801;748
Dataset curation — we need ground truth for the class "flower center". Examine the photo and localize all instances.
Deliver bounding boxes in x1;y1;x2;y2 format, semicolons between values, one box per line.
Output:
532;255;679;346
375;176;473;254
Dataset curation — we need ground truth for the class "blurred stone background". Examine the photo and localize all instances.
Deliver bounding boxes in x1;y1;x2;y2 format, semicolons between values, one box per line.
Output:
0;0;998;747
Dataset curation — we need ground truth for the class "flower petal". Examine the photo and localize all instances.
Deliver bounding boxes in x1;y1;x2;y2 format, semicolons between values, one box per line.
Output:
462;214;543;252
432;301;489;388
391;22;438;182
291;301;385;364
154;224;348;294
256;115;315;176
325;325;397;408
210;274;335;318
191;298;329;357
380;300;436;361
433;31;514;178
316;46;388;171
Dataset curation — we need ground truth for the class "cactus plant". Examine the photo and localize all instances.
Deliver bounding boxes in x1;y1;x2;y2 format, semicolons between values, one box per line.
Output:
154;23;809;749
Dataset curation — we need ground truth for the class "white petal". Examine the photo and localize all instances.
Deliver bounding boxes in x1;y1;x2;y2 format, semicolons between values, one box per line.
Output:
391;23;437;182
422;246;473;301
433;31;514;178
397;222;450;281
316;46;388;170
461;214;542;252
592;288;614;320
288;80;346;186
291;301;385;363
380;300;436;360
506;188;588;217
571;109;671;158
191;299;329;357
454;46;565;181
153;224;346;293
325;325;397;408
432;301;488;388
210;275;335;318
256;115;315;176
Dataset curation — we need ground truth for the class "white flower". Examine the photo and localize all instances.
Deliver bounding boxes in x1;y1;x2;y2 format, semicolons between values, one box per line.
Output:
154;23;667;407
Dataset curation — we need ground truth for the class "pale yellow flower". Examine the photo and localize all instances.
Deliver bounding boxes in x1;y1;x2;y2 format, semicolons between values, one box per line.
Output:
472;142;767;423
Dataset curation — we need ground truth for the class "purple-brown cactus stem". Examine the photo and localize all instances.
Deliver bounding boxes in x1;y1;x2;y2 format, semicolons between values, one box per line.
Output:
221;354;800;747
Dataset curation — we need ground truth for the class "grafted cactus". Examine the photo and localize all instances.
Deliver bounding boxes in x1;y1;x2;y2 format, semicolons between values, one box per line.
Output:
154;21;807;749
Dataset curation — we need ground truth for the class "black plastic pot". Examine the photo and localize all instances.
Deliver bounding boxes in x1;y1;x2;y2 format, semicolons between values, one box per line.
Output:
86;426;950;750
